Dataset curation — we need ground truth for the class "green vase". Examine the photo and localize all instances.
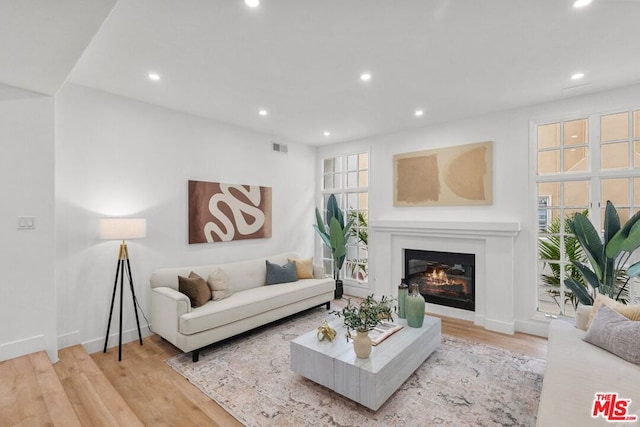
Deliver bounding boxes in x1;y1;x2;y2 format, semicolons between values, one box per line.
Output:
405;284;425;328
398;282;408;319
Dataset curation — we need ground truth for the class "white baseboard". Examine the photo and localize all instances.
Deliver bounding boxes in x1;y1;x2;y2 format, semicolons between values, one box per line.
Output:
343;284;373;299
57;330;81;350
0;334;45;362
484;318;516;335
82;325;153;354
515;318;550;338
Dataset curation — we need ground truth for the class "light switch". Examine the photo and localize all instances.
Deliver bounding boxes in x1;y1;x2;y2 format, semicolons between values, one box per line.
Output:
17;216;35;230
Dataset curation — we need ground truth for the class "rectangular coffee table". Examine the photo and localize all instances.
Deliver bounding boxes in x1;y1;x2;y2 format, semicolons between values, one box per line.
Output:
290;315;441;410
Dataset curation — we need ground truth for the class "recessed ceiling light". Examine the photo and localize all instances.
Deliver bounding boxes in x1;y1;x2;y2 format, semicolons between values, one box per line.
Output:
415;109;424;117
245;0;260;7
259;109;268;116
360;73;372;82
571;134;578;138
148;73;161;81
571;72;585;80
323;131;331;137
573;0;592;8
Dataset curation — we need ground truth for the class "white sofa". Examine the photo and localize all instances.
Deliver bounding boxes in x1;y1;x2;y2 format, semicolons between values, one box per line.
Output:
150;252;334;362
537;317;640;426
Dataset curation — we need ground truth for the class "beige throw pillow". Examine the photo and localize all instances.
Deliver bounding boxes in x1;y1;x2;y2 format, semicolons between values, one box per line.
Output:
178;272;211;307
207;268;232;300
288;257;314;279
587;294;640;329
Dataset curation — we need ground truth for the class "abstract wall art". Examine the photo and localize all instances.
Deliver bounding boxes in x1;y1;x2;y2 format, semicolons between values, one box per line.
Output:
188;180;272;243
394;141;493;206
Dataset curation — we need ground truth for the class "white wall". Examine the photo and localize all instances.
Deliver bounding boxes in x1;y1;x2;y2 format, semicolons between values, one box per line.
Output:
0;83;56;361
55;83;317;353
318;82;640;336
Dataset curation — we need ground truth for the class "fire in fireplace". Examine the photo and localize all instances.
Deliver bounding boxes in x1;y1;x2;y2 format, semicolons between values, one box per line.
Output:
404;249;475;311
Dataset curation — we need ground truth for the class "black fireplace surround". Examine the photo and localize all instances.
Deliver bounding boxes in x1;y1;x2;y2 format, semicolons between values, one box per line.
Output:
404;249;475;312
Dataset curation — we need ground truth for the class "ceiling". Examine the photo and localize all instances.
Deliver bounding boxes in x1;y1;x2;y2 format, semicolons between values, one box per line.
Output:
2;0;640;145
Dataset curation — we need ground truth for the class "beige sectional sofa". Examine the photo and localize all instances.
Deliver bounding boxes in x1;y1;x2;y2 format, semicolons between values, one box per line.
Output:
537;313;640;426
150;252;334;362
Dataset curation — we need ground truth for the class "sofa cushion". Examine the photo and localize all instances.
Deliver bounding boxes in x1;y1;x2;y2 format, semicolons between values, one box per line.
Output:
583;305;640;365
575;304;591;331
179;278;334;335
265;260;298;285
207;268;232;301
149;252;300;293
288;256;314;279
587;293;640;328
178;272;211;307
536;318;640;426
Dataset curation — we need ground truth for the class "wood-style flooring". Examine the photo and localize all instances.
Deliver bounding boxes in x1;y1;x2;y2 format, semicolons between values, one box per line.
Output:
0;309;547;426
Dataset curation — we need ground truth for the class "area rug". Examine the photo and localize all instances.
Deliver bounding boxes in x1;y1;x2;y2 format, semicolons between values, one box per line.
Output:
166;307;545;426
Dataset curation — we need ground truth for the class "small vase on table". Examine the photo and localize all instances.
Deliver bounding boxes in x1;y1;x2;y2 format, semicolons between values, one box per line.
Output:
405;283;425;328
398;282;408;319
353;330;372;358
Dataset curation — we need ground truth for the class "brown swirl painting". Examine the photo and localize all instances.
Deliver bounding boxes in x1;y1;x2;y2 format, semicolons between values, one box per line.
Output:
188;180;272;243
394;141;493;206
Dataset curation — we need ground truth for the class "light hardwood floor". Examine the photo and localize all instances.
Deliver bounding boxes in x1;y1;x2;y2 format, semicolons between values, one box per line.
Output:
87;311;548;426
0;308;548;426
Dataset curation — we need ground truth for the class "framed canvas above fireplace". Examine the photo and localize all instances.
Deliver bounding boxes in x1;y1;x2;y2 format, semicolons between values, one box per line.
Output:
393;141;493;206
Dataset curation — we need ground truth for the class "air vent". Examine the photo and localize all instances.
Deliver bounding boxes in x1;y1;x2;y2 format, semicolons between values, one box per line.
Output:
272;141;288;154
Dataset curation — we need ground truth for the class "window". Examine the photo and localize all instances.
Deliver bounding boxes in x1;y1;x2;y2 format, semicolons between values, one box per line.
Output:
536;109;640;317
320;152;369;283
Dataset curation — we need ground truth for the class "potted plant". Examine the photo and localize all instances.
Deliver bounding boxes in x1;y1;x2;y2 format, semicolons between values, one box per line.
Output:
313;194;354;298
564;201;639;305
331;295;393;358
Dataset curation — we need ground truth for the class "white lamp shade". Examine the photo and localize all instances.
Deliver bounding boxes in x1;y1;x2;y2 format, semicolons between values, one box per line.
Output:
100;218;147;240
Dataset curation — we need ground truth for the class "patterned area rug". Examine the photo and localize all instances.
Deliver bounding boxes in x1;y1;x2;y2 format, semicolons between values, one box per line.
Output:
166;306;545;426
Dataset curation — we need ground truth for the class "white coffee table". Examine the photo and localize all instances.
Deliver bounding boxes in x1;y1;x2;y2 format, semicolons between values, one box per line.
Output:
290;315;441;410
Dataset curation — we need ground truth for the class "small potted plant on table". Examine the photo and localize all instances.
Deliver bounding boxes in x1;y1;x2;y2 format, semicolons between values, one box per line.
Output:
332;295;393;358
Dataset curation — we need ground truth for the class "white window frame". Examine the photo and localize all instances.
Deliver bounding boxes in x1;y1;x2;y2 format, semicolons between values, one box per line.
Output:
533;108;640;317
319;151;369;285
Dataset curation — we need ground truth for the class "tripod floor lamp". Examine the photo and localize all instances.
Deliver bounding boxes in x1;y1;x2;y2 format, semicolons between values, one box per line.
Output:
100;217;146;361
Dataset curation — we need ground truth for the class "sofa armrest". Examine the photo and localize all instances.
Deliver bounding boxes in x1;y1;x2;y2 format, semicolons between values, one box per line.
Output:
151;287;191;345
313;264;327;280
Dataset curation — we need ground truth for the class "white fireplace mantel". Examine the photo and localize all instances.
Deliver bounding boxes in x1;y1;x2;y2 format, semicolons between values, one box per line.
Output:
368;219;521;335
370;220;521;237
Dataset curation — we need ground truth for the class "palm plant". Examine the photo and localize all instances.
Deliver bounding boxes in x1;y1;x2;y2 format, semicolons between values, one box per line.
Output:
538;211;587;310
347;210;368;280
564;201;639;305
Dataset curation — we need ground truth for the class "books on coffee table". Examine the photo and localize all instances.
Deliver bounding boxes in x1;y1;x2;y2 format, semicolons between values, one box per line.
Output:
370;321;403;346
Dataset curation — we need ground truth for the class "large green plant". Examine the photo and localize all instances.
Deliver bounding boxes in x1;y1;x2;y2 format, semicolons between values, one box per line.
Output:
538;211;587;310
313;194;354;280
565;201;640;305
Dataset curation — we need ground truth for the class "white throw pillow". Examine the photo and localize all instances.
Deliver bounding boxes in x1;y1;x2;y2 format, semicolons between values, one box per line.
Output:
207;268;233;300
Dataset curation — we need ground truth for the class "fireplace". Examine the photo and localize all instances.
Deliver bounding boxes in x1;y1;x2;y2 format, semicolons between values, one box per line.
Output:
404;249;475;311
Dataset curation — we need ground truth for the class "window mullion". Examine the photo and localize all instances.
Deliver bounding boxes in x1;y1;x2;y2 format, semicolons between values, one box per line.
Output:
589;113;601;227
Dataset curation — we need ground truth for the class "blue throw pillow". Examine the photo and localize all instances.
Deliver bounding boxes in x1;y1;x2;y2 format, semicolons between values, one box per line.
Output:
265;260;298;285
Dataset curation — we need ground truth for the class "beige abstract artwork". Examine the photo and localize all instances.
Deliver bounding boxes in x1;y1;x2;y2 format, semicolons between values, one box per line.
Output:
394;141;493;206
